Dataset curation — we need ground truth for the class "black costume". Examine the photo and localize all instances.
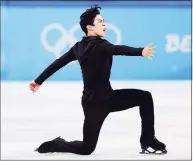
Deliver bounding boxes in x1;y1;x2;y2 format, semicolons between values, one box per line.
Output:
35;36;166;155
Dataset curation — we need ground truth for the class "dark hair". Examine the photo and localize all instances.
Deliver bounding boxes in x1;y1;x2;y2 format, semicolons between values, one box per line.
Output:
80;5;101;35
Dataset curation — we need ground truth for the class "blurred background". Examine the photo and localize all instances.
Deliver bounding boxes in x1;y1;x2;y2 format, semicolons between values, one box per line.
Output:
1;0;191;81
1;0;191;160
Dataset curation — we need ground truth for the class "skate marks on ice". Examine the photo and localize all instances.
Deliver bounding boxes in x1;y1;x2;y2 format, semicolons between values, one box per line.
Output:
1;81;191;159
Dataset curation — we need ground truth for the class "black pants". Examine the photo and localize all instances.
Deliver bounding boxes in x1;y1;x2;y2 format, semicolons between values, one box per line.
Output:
58;89;155;155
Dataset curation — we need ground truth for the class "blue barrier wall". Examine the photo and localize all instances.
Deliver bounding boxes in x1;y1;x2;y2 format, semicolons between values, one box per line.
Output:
1;1;191;81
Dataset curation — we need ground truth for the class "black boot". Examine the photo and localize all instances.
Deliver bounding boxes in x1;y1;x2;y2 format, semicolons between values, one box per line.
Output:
35;136;68;153
140;136;167;154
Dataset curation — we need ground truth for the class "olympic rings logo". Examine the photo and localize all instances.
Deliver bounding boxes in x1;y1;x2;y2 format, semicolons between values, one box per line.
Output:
40;23;122;59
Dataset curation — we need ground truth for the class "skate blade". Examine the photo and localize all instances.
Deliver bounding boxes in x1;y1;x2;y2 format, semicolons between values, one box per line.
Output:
140;149;167;155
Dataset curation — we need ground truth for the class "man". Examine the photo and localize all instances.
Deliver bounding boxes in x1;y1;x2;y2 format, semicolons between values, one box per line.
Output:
29;5;167;155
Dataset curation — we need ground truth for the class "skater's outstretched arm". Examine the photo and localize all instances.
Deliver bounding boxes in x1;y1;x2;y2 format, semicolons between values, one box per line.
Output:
29;47;77;92
104;40;155;60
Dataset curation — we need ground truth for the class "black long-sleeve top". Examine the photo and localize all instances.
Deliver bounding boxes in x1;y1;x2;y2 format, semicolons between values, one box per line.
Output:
35;36;143;102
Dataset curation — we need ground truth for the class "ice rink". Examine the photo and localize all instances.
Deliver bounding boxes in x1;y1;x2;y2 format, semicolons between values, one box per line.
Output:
1;81;191;160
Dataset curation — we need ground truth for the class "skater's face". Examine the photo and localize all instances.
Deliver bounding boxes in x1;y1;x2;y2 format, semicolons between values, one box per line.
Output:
87;14;106;37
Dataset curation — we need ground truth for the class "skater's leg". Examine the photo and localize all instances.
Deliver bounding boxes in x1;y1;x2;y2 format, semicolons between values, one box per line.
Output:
108;89;166;153
109;89;155;139
36;102;109;155
64;103;109;155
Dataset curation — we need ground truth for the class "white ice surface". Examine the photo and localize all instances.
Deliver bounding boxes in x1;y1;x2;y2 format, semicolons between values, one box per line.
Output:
1;81;191;160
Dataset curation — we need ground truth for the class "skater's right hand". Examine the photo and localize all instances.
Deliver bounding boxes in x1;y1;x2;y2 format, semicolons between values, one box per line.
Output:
29;81;40;93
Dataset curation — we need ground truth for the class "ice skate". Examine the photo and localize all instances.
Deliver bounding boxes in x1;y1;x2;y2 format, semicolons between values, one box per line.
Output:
140;136;167;155
35;136;67;153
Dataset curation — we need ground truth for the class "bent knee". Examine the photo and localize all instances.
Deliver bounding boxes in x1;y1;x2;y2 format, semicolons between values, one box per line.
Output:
144;90;152;96
142;90;153;100
81;148;95;155
80;145;96;155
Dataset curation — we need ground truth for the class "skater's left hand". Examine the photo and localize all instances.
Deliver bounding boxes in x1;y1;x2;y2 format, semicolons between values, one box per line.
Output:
142;43;155;60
